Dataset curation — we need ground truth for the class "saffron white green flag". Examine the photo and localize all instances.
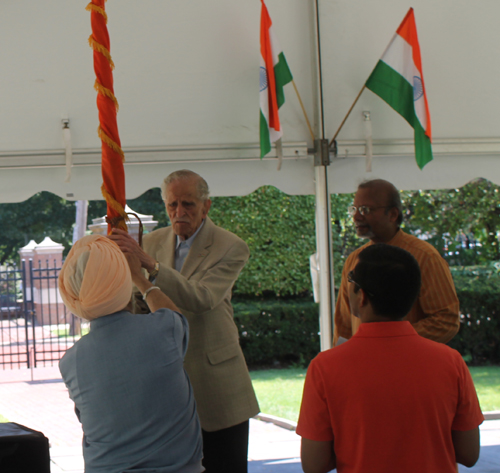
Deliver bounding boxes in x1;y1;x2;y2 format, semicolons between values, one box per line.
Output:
366;8;433;169
259;0;293;158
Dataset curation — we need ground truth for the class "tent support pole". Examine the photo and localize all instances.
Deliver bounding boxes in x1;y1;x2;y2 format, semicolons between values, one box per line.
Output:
314;140;335;351
311;0;335;351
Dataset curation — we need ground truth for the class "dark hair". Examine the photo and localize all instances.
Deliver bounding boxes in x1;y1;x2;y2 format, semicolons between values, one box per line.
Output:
358;179;403;225
353;244;421;320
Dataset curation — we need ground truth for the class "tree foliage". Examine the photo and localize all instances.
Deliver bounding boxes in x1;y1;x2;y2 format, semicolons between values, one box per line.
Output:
0;189;170;265
127;188;170;229
0;192;75;264
2;179;500;299
402;179;500;265
210;187;317;297
88;188;170;231
3;180;500;367
233;299;320;366
449;268;500;364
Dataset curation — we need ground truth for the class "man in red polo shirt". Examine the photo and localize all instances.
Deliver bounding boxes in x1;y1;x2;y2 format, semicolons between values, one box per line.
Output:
297;244;483;473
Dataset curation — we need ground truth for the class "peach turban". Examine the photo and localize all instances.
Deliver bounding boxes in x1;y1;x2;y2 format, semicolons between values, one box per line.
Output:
58;235;132;321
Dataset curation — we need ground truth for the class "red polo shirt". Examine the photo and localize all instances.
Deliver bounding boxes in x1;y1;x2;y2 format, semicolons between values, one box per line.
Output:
297;321;484;473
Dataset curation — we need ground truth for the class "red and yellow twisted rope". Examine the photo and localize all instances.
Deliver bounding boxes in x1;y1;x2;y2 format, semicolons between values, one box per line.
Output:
86;0;128;232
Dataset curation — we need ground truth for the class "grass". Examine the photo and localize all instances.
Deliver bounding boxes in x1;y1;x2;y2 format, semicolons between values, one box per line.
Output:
0;366;497;426
51;326;89;338
250;368;306;422
250;365;500;422
469;366;500;412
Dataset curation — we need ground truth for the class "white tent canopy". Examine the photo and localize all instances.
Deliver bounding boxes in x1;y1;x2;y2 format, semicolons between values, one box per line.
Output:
2;0;500;348
2;0;499;202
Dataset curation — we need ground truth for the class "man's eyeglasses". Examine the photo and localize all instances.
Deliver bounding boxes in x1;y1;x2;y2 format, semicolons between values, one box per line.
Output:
347;205;390;217
347;270;375;297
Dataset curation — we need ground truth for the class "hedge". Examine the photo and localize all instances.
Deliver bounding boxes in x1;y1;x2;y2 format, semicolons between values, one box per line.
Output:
234;270;500;367
448;269;500;365
233;299;320;367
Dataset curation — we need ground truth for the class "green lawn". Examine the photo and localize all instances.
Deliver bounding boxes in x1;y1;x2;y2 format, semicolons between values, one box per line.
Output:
0;366;497;425
469;366;500;412
51;326;90;338
250;368;307;422
251;365;500;422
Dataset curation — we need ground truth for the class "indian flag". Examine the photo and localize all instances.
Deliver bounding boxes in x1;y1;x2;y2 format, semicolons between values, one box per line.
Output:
259;0;293;158
365;8;432;169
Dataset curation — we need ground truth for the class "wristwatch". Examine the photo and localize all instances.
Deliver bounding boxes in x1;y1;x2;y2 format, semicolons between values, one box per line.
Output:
149;261;160;280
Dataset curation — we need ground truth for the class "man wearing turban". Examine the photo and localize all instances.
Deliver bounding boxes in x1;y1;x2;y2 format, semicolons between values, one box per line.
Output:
58;235;203;473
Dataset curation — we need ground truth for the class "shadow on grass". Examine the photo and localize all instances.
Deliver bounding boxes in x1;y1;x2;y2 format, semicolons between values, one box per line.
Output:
27;379;64;385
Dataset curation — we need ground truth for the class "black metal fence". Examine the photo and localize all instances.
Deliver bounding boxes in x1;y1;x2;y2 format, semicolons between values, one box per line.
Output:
0;260;86;369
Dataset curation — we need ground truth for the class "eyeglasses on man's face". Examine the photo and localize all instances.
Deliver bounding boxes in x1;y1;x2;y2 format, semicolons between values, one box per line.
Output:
347;270;375;297
347;205;391;217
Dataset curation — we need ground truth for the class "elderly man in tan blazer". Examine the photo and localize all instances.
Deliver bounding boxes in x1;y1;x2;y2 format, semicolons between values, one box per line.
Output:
110;170;259;473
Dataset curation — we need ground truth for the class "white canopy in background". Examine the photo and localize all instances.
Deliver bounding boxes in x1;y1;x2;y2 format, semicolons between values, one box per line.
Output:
2;0;499;347
1;0;499;201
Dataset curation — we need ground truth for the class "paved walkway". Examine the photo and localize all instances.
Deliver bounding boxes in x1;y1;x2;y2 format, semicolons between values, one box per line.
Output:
0;366;498;472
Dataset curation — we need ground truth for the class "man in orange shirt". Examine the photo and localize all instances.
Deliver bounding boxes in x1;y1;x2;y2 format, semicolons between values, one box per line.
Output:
334;179;460;345
298;244;482;473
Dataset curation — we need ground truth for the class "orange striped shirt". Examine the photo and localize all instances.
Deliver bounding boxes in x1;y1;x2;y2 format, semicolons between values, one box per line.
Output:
334;230;460;345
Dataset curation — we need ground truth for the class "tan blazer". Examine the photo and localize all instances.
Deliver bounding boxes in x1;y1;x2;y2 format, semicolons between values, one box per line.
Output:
139;217;259;432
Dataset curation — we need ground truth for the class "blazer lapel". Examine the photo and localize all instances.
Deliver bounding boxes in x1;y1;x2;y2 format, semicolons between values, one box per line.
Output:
155;227;176;269
181;218;213;278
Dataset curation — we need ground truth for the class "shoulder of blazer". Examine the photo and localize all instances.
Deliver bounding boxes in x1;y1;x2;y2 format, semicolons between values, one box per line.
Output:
204;218;249;253
142;225;173;250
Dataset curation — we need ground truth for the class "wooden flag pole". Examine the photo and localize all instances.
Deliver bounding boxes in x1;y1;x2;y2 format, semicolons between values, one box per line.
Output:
292;80;315;142
329;84;366;148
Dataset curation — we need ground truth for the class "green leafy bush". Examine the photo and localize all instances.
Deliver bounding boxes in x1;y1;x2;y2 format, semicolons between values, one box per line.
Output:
211;187;317;297
233;268;500;368
448;268;500;365
233;299;320;367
